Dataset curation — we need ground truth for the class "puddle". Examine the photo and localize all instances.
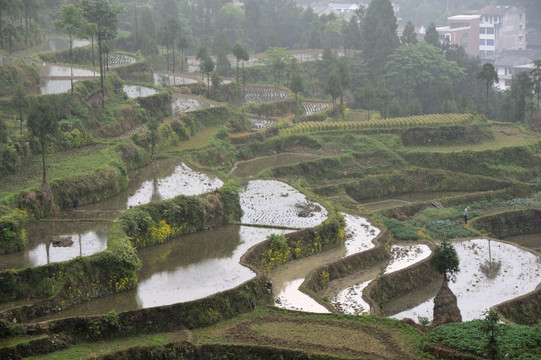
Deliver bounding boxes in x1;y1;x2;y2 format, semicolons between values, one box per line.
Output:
240;180;328;228
388;239;541;322
123;85;157;99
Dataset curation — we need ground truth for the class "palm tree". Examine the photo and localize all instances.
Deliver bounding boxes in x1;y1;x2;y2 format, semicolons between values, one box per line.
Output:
477;63;499;119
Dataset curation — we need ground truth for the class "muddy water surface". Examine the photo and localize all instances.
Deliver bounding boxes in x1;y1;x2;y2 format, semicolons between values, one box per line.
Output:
0;221;109;271
0;159;222;270
34;225;288;321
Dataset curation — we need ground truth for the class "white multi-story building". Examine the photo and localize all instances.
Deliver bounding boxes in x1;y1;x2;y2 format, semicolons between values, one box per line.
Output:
438;5;526;58
477;5;526;57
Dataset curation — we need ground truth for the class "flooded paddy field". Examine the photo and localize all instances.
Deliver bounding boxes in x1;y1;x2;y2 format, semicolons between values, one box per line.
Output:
387;239;541;322
330;243;431;315
272;214;380;313
240;180;328;228
123;84;158;99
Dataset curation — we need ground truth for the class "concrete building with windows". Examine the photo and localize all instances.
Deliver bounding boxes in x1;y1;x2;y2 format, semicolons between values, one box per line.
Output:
477;5;526;57
437;5;526;58
436;15;481;57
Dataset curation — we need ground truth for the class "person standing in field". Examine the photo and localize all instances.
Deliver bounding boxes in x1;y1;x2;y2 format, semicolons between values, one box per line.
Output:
464;207;469;224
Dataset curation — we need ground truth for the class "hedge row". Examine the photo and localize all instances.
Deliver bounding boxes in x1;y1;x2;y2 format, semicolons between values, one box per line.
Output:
279;113;472;136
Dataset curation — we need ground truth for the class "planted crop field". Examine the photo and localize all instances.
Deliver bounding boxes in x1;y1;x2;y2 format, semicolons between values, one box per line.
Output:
244;85;289;104
107;54;137;67
303;101;331;115
279;113;473;136
249;117;276;130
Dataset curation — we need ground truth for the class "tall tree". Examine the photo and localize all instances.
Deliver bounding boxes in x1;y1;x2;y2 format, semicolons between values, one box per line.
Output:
477;63;499;119
326;70;342;108
54;3;85;95
258;46;293;85
166;17;180;73
385;41;464;114
80;21;98;67
216;2;244;45
336;58;350;106
290;73;303;104
424;22;440;48
361;0;399;75
11;86;28;135
400;20;417;45
531;59;541;109
3;23;17;54
430;240;460;282
212;32;230;77
81;0;120;107
232;42;248;85
177;34;189;73
27;99;58;184
0;0;13;50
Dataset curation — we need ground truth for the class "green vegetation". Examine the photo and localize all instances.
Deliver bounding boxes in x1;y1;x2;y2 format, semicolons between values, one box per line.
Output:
428;320;541;359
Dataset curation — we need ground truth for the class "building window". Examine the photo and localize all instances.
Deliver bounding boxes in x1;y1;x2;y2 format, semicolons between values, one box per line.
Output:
486;51;494;56
463;42;468;48
487;39;494;46
487;28;494;34
480;27;486;34
485;16;488;22
480;39;485;45
519;24;523;30
519;14;523;20
463;33;468;38
519;36;523;43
